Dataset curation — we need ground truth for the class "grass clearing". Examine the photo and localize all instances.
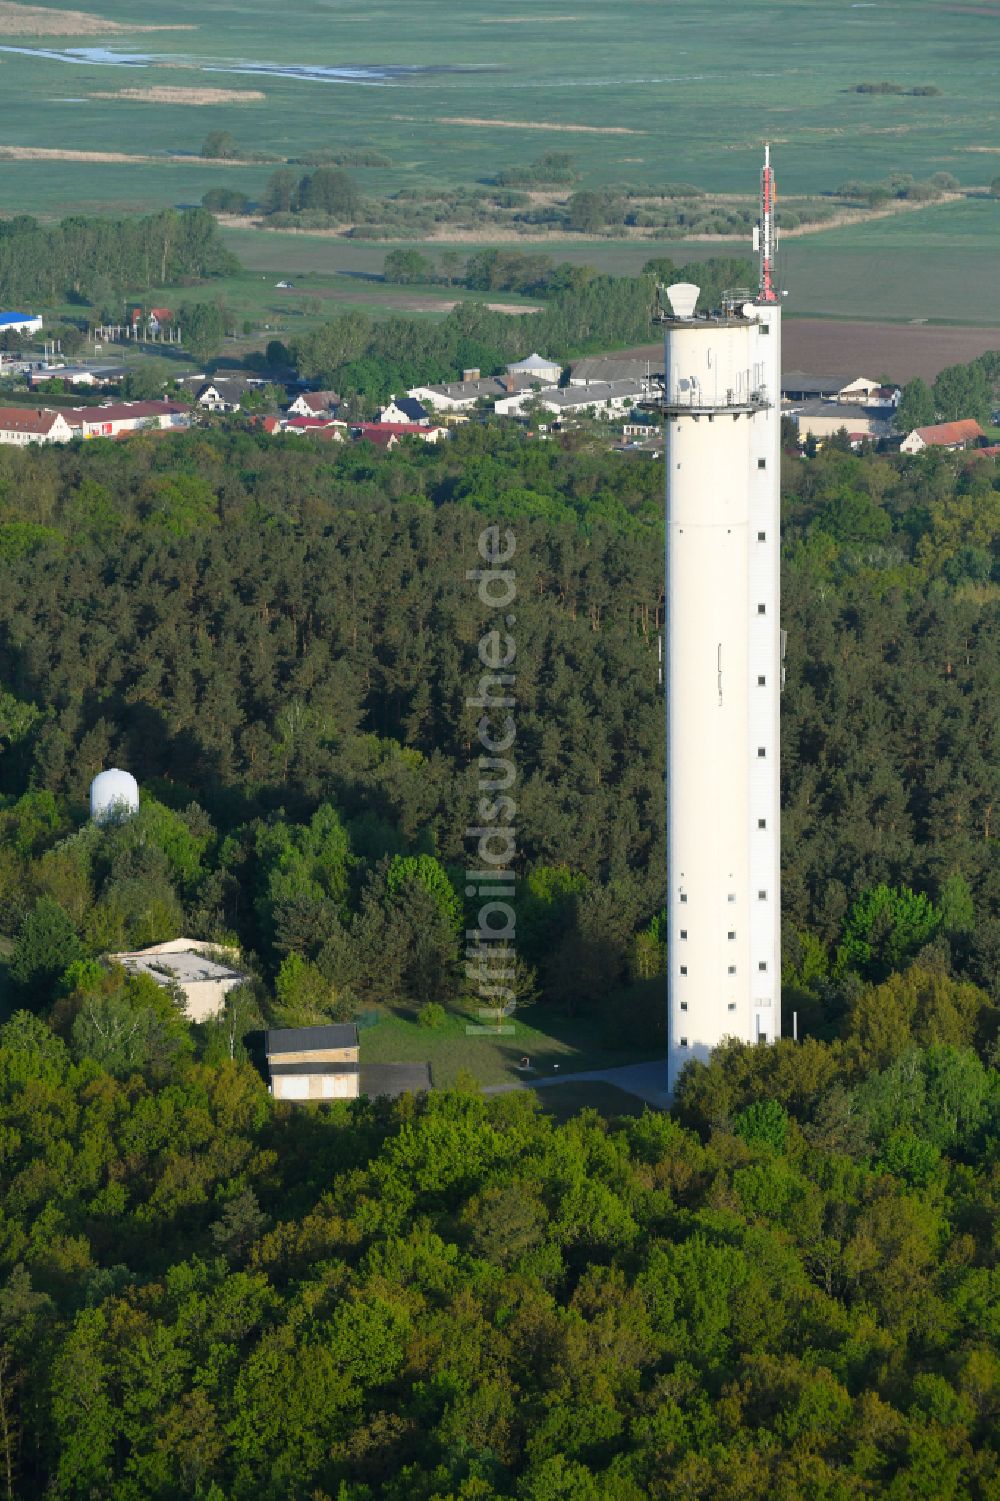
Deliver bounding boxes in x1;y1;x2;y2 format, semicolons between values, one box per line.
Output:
359;1001;657;1090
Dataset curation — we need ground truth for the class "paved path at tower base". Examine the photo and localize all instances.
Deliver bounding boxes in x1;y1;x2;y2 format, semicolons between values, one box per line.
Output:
483;1060;671;1110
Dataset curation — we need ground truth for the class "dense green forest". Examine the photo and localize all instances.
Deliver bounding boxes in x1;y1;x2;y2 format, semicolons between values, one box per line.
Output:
0;426;997;1494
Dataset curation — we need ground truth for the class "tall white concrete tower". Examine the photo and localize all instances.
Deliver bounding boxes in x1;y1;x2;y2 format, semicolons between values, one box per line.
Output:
664;147;782;1094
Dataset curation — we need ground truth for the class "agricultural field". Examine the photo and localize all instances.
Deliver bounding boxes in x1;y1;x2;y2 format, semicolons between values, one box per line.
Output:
2;0;1000;323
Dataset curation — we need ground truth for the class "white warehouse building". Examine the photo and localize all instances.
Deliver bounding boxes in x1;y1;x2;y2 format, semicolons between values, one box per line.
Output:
664;149;783;1095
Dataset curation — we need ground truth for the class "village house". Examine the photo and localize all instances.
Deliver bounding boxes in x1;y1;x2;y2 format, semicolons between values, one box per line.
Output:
287;390;340;418
352;421;447;445
507;352;562;384
284;414;346;439
407;375;507;413
196;377;260;413
248;414;282;436
496;381;645;420
376;395;431;425
791;401;892;446
899;419;986;455
0;406;74;445
109;938;247;1024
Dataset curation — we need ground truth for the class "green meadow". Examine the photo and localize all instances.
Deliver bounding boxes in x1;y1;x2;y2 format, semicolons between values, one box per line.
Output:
3;0;1000;321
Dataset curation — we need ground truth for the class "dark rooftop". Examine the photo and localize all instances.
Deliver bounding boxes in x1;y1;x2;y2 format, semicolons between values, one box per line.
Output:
265;1023;359;1054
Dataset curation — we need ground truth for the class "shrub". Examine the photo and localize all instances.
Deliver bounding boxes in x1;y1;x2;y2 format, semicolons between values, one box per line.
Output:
417;1001;446;1029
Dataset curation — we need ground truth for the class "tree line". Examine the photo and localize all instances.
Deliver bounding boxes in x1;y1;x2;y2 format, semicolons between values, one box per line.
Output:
0;209;239;313
291;256;753;400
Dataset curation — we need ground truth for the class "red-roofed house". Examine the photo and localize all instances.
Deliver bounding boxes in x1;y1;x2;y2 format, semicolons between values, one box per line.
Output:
284;415;346;435
900;419;986;455
351;421;447;445
249;414;282;435
69;400;190;439
357;428;399;451
287;390;340;418
0;406;74;445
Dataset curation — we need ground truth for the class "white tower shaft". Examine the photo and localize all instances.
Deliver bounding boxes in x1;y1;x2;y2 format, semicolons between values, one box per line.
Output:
664;155;782;1095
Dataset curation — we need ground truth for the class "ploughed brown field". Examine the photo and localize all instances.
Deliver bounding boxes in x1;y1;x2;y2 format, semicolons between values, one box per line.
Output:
619;320;1000;385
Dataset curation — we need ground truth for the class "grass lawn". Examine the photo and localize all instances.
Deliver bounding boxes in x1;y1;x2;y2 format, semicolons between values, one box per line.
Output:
360;999;659;1089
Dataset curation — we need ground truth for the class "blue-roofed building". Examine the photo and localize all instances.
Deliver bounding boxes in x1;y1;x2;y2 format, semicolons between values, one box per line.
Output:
0;312;42;336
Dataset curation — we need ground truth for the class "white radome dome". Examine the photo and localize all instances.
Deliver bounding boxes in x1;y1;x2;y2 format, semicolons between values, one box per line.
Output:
90;768;139;824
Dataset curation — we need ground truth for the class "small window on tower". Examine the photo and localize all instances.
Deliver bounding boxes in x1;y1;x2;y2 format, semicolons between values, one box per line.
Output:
727;931;736;941
757;458;766;470
758;890;767;900
679;893;688;904
728;893;736;903
757;747;766;758
757;603;766;615
680;966;687;976
758;675;766;686
680;1037;688;1048
760;324;770;335
757;531;766;541
680;929;687;939
759;961;768;972
728;1002;737;1011
758;818;767;829
680;1001;688;1011
728;965;737;975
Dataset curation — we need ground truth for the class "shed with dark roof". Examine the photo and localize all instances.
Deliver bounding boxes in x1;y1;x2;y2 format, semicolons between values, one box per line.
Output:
265;1023;360;1101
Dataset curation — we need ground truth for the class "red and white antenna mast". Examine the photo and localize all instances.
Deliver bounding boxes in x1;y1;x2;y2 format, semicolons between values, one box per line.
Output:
755;142;778;304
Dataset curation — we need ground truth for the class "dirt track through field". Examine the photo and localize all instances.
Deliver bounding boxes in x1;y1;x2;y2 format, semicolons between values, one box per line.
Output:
402;115;644;136
90;88;265;105
0;145;157;164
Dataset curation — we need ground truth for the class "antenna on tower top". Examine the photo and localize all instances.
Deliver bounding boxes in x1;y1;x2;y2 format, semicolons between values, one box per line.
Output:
754;142;779;305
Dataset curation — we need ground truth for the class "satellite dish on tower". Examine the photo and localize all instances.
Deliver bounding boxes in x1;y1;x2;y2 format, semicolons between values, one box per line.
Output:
665;283;700;320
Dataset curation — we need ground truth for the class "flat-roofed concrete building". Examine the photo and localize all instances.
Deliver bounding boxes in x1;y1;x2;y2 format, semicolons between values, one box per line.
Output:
109;938;247;1021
